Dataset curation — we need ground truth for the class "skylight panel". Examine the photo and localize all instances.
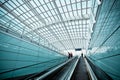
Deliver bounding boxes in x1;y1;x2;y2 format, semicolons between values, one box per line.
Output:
82;2;86;8
29;11;35;16
44;18;48;22
61;13;65;19
47;2;53;10
60;0;65;6
77;2;81;9
0;19;6;24
43;12;48;17
5;2;14;10
20;15;26;21
0;8;7;16
22;4;30;11
30;0;37;8
12;0;19;6
8;1;17;9
59;7;63;13
13;9;20;16
63;6;67;12
0;0;100;50
67;5;72;11
46;11;52;17
69;11;73;17
39;0;45;5
38;6;44;12
25;12;32;18
72;3;76;10
43;4;49;11
16;6;24;14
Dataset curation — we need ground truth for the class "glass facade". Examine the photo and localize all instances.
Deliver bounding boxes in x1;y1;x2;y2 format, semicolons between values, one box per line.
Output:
88;0;120;80
0;32;67;79
0;0;100;51
0;0;120;80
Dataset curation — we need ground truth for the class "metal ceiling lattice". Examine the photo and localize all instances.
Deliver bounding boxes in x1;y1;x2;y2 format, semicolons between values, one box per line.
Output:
0;0;100;51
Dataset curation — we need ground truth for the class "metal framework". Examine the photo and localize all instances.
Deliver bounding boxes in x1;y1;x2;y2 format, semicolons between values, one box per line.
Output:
0;0;100;51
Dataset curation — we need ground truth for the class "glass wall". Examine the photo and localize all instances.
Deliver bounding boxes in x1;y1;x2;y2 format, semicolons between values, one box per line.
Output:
88;0;120;80
0;31;67;79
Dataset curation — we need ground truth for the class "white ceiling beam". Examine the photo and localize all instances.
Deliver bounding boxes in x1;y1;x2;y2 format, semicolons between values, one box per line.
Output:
0;1;58;51
53;0;75;50
23;0;46;24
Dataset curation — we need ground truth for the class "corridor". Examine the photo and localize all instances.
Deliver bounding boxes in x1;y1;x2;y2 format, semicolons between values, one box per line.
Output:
0;0;120;80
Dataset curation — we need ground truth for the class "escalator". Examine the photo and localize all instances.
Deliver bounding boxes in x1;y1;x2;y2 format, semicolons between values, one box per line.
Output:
71;57;90;80
35;56;91;80
35;56;112;80
45;56;91;80
11;56;112;80
36;57;78;80
42;58;76;80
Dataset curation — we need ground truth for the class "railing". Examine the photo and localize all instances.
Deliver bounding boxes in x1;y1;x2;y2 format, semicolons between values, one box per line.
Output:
85;56;113;80
0;57;67;79
63;56;80;80
84;57;98;80
35;57;77;80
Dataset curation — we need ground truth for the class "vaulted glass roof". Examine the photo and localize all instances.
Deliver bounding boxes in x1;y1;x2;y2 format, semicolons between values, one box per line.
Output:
0;0;100;51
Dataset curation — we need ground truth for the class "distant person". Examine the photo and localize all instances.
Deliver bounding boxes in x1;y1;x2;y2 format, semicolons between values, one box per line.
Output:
81;53;83;57
68;52;70;59
70;52;73;58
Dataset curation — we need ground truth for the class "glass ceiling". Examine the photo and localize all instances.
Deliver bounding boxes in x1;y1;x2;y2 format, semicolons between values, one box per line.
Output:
0;0;100;51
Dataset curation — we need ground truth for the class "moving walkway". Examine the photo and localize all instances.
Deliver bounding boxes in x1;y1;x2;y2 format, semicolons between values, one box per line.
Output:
5;56;112;80
33;56;112;80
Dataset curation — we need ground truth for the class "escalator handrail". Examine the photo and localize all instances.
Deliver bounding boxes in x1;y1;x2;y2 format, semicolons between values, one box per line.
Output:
0;57;66;75
85;56;113;80
35;57;75;80
66;56;80;80
58;56;79;80
84;57;98;80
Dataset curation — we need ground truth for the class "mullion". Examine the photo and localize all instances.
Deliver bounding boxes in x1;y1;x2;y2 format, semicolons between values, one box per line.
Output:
75;0;79;16
3;17;24;32
1;0;24;17
50;2;60;20
32;0;46;24
74;20;79;38
35;2;49;24
64;0;71;18
55;24;64;40
86;0;88;14
70;0;76;17
3;1;24;24
42;1;60;42
81;0;84;41
58;0;90;9
59;0;67;19
38;0;50;22
70;21;74;39
59;0;72;43
43;1;56;23
22;1;42;26
24;7;90;25
79;20;82;37
70;0;75;17
27;8;77;25
96;11;114;47
86;0;88;37
10;1;37;27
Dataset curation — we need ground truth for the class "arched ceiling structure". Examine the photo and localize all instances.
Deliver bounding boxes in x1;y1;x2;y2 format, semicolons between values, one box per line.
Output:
0;0;101;51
